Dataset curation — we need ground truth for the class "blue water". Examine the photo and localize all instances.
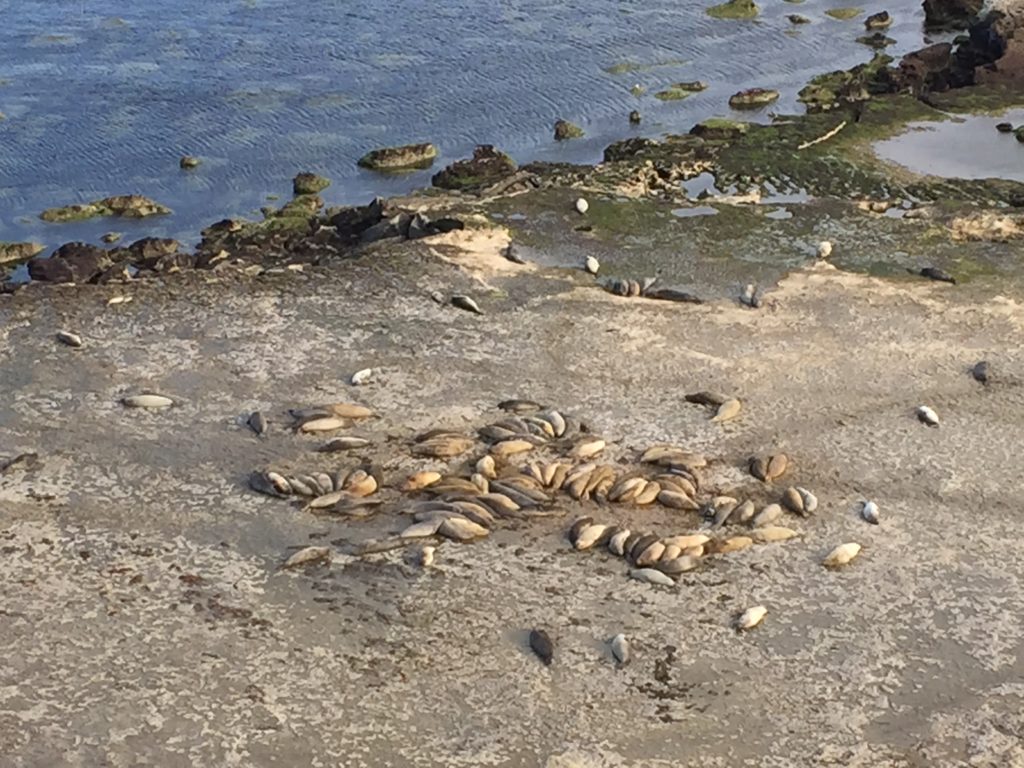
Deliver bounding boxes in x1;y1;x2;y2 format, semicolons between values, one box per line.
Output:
0;0;931;251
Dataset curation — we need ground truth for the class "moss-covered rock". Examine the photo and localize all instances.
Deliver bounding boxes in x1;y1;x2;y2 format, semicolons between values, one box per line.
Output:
293;172;331;195
553;119;585;140
358;143;438;171
729;88;781;109
798;53;893;112
0;241;45;265
825;7;862;19
39;204;102;223
706;0;759;19
431;145;518;191
690;118;750;140
857;32;896;47
923;0;983;30
39;195;171;223
101;232;123;243
655;81;708;100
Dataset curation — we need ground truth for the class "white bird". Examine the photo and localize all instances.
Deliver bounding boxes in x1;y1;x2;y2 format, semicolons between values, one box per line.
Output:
611;633;630;666
584;255;600;275
575;197;589;215
916;405;939;427
817;240;833;259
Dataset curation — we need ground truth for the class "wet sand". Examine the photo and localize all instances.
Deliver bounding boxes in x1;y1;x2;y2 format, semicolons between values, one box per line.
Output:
2;230;1024;766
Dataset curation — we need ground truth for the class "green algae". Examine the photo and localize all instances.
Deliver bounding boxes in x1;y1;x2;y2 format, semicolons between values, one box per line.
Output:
825;7;862;19
707;0;759;19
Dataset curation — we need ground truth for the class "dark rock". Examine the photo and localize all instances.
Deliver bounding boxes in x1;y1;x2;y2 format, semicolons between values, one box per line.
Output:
27;257;75;283
923;0;983;30
128;237;180;263
789;13;811;24
293;172;331;195
100;232;123;244
629;110;642;125
431;145;518;191
996;122;1014;132
894;43;955;93
29;242;112;283
553;119;584;140
329;198;386;243
857;32;897;47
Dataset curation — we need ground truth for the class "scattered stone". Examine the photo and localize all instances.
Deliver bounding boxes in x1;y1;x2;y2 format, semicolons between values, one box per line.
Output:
553;119;584;140
996;122;1014;133
971;360;989;384
655;81;708;101
293;172;331;195
529;629;555;665
358;143;438;171
629;110;641;125
39;195;172;223
857;32;896;47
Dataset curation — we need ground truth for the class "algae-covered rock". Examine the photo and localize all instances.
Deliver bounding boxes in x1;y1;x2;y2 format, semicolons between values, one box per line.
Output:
101;232;123;244
98;195;172;218
358;143;438;171
707;0;759;19
655;81;708;100
293;172;331;195
28;242;113;283
857;32;896;47
825;7;862;19
554;119;585;140
39;203;102;223
798;53;893;112
431;145;517;191
865;10;892;28
0;241;45;265
729;88;781;108
690;118;750;140
179;155;201;169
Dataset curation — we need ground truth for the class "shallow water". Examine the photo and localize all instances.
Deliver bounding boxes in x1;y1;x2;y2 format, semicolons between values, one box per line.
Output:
873;109;1024;182
0;0;932;250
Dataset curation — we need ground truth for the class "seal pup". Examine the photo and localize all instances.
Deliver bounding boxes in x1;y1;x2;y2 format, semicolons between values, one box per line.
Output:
418;545;435;568
611;633;630;666
247;411;268;436
56;331;83;348
916;405;939;427
584;255;600;275
823;542;861;567
505;243;527;264
529;629;555;666
282;546;331;569
451;295;483;314
861;500;880;525
351;368;374;385
739;284;762;309
913;266;956;284
971;360;989;385
735;605;767;631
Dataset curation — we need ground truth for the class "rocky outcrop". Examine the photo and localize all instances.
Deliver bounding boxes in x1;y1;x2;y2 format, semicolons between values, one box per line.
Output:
689;118;750;140
728;88;780;108
27;243;112;283
553;119;584;140
431;145;518;191
357;143;438;171
798;53;893;112
0;242;45;265
39;195;171;223
923;0;984;30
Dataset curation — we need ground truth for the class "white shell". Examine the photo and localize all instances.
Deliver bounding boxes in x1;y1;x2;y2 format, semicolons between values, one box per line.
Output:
575;197;589;214
584;255;600;275
796;486;818;513
283;546;331;568
122;394;173;408
817;240;833;259
629;568;676;586
861;500;880;525
611;633;630;665
917;405;939;426
823;542;862;567
735;605;767;630
351;368;374;385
